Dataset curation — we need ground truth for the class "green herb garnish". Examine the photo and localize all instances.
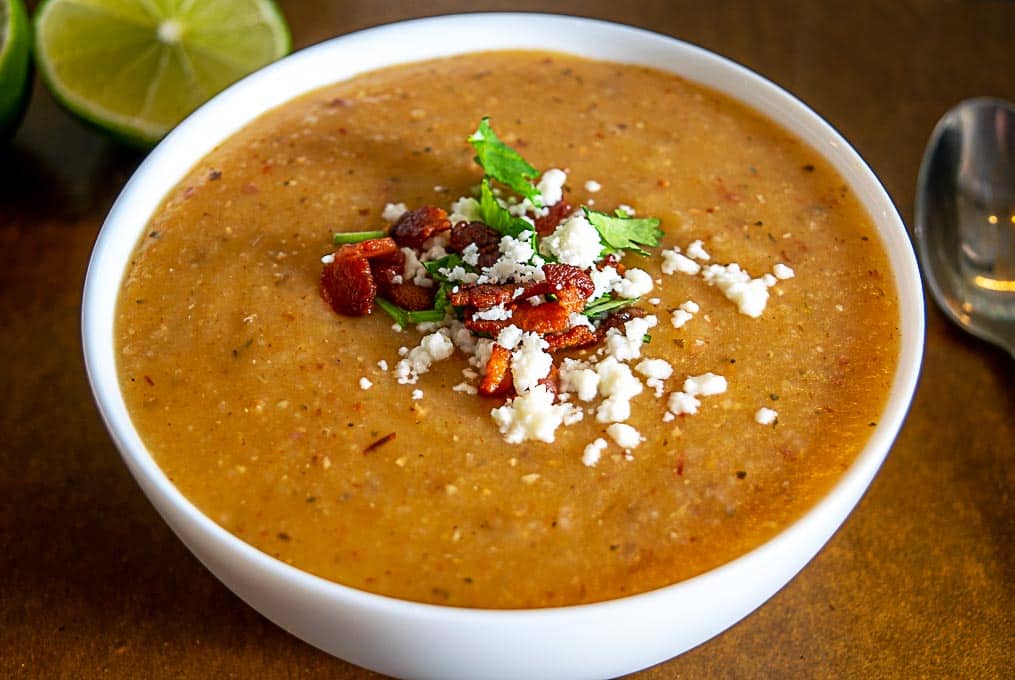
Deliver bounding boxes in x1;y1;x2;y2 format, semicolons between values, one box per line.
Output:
424;253;473;281
375;297;447;329
478;178;536;239
469;117;542;205
332;230;387;245
583;208;663;256
582;295;640;318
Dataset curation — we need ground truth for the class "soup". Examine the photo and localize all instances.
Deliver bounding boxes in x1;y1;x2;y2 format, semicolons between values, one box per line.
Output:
116;51;899;609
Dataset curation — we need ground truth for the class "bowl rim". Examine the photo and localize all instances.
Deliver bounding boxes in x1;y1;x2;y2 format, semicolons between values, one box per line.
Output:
81;11;925;623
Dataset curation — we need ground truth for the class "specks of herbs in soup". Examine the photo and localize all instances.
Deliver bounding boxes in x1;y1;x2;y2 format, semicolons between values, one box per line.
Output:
116;51;900;609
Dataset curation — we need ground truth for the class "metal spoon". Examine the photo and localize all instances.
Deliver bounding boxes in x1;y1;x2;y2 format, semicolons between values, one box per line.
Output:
915;98;1015;357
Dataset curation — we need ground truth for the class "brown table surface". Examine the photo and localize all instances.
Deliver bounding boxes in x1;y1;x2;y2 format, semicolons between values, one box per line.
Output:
2;1;1012;677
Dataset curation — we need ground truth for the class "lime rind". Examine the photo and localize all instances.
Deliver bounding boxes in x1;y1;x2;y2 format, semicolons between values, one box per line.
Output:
0;0;33;139
33;0;291;148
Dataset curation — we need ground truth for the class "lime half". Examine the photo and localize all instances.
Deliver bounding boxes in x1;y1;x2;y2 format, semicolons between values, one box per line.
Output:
34;0;291;147
0;0;32;139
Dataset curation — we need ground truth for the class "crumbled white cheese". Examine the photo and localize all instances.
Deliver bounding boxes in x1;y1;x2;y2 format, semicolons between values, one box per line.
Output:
474;304;513;321
411;389;424;400
448;320;478;355
536;168;567;206
453;382;478;395
670;300;700;329
635;358;673;381
584;179;601;193
661;248;700;276
702;263;769;318
377;360;389;371
582;438;608;467
441;264;481;285
617;204;635;216
394;330;455;384
540;212;603;268
476;231;545;285
449;196;481;223
755;407;778;425
614;268;654;298
595;357;643;423
382;202;408;222
603;315;657;362
359;377;372;390
401;247;433;288
667;391;700;415
683;372;728;396
496;324;524;350
773;263;795;280
469;338;494;372
590;265;623;300
461;242;481;267
560;358;600;402
490;384;580;444
321;253;335;264
510;332;552;393
686;239;711;261
607;423;643;449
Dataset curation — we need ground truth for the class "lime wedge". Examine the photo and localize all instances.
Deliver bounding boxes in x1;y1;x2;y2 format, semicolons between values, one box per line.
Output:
34;0;291;148
0;0;32;139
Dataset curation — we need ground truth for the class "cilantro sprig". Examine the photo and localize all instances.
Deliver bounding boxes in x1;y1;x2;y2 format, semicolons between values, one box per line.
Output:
583;208;663;257
375;297;447;330
582;295;640;318
469;117;542;205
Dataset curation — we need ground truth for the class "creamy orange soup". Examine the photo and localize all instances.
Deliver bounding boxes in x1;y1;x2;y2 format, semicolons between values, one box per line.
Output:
116;51;899;608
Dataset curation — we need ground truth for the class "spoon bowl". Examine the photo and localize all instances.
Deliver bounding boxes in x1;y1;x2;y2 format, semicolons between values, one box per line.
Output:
915;97;1015;357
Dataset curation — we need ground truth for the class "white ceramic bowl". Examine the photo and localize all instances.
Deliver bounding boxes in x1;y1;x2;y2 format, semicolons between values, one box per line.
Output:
82;13;924;680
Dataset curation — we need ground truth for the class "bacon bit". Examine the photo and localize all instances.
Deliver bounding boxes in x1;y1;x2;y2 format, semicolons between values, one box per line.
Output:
384;283;435;311
479;345;514;396
321;254;376;315
543;325;598;353
495;302;570;334
390;205;451;249
538;264;595;312
598;253;626;275
336;236;398;260
537;364;559;396
368;250;406;289
449;221;501;267
534;199;574;236
364;432;396;453
449;283;517;309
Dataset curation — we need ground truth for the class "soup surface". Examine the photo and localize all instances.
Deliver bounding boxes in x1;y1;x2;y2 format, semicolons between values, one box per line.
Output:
116;51;899;608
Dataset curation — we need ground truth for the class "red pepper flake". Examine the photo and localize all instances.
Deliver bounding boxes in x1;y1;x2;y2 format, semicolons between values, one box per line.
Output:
364;432;397;453
143;375;155;387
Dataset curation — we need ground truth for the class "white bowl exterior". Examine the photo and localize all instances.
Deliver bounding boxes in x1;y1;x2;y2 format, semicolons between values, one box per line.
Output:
82;14;925;680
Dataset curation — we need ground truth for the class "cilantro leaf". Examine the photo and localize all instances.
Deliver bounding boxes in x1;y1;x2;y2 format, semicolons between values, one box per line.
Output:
478;178;536;240
469;118;542;205
583;208;663;256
